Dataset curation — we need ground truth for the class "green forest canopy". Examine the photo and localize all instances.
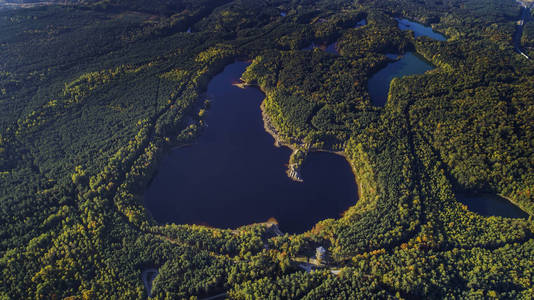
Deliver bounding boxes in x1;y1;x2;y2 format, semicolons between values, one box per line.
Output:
0;0;533;298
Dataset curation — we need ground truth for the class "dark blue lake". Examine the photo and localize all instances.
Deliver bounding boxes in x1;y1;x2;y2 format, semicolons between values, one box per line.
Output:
367;52;434;106
144;62;358;233
396;18;447;41
457;193;528;218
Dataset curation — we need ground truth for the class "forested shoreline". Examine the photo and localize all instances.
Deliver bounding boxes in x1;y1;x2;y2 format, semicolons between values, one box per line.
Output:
1;0;533;299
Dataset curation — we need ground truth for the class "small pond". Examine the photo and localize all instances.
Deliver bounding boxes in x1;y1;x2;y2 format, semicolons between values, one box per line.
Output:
456;193;528;218
367;52;434;106
396;18;447;41
354;19;367;27
457;193;528;218
366;18;446;106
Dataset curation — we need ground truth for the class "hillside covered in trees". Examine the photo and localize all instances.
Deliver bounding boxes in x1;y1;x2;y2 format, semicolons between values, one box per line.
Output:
0;0;533;298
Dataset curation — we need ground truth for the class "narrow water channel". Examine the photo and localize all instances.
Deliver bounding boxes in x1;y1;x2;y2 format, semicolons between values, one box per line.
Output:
144;62;358;233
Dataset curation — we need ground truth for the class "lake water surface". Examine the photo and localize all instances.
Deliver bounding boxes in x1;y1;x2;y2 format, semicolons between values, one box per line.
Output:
396;18;447;41
365;18;446;106
457;193;528;218
354;19;367;27
367;52;434;106
144;62;358;233
369;19;527;219
367;18;446;106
